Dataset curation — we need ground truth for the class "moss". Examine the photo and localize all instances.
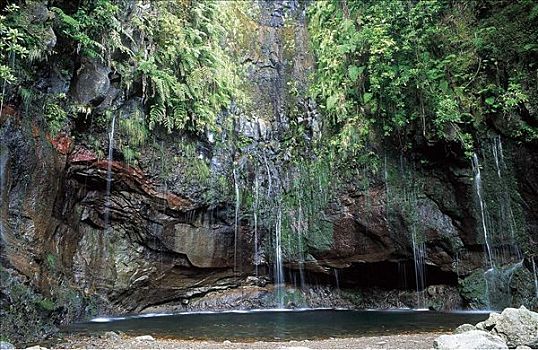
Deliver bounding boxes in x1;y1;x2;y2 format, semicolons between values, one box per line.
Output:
510;265;538;311
458;270;488;309
282;288;306;307
36;298;56;312
340;289;364;306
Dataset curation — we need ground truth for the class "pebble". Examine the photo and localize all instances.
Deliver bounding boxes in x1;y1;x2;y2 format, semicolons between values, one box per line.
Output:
223;340;231;344
135;335;155;342
102;331;121;340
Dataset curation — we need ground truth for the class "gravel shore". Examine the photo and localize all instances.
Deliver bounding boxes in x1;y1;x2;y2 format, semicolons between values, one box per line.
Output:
55;332;444;349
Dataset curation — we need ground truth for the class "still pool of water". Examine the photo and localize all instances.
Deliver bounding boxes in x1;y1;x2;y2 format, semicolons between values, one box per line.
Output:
65;309;490;341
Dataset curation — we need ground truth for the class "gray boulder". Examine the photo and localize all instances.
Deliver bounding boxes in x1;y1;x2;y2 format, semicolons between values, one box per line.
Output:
72;58;111;105
434;330;508;349
476;306;538;348
453;323;477;334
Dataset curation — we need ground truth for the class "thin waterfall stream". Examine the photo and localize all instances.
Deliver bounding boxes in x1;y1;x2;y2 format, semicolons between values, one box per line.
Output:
412;226;426;309
275;202;284;308
253;170;259;277
233;165;240;277
532;257;538;298
471;153;493;268
103;114;116;233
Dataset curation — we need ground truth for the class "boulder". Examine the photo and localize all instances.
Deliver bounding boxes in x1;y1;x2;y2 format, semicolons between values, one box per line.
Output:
476;306;538;348
453;324;476;334
71;58;111;105
433;330;508;349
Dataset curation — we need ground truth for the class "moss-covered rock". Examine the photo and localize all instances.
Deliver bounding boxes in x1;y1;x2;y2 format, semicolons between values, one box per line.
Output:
459;270;489;309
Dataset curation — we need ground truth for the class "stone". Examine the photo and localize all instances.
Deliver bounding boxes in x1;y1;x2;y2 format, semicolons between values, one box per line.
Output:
515;346;531;349
72;58;111;105
134;335;155;342
223;340;231;344
477;306;538;348
0;342;15;350
433;330;508;349
453;324;476;334
102;331;120;340
29;2;49;23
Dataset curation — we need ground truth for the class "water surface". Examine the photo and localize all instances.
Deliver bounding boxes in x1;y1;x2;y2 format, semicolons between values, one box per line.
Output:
66;309;489;341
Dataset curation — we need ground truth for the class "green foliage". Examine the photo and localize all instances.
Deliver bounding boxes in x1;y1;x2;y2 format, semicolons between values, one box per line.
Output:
51;0;122;61
134;1;245;134
117;109;148;164
43;94;68;135
1;2;53;114
308;0;538;155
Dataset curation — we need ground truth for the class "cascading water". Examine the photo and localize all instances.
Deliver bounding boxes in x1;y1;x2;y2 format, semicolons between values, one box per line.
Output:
411;225;426;309
532;257;538;298
103;114;116;233
472;143;526;310
471;153;493;268
253;170;259;277
275;202;284;308
233;165;241;276
296;200;306;290
491;136;522;261
334;269;340;292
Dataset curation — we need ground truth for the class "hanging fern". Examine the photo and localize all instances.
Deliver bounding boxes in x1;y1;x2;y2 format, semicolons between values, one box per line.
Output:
134;0;245;134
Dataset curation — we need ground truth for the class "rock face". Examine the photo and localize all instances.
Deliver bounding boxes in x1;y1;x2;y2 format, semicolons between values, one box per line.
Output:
1;0;538;345
475;306;538;348
433;330;508;350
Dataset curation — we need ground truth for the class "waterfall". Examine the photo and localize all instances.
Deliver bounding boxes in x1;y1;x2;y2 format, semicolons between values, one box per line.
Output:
471;153;493;268
275;202;284;308
492;135;502;178
491;136;522;261
253;170;259;277
532;257;538;298
334;269;340;291
411;225;426;309
296;213;306;290
233;165;240;276
103;114;116;233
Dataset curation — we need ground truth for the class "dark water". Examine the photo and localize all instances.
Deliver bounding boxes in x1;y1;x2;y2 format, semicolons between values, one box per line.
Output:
66;309;489;341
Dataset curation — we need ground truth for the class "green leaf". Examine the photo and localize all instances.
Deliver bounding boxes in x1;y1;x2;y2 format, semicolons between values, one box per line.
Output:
326;95;338;110
363;92;373;104
485;97;495;105
348;65;364;82
440;80;449;93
